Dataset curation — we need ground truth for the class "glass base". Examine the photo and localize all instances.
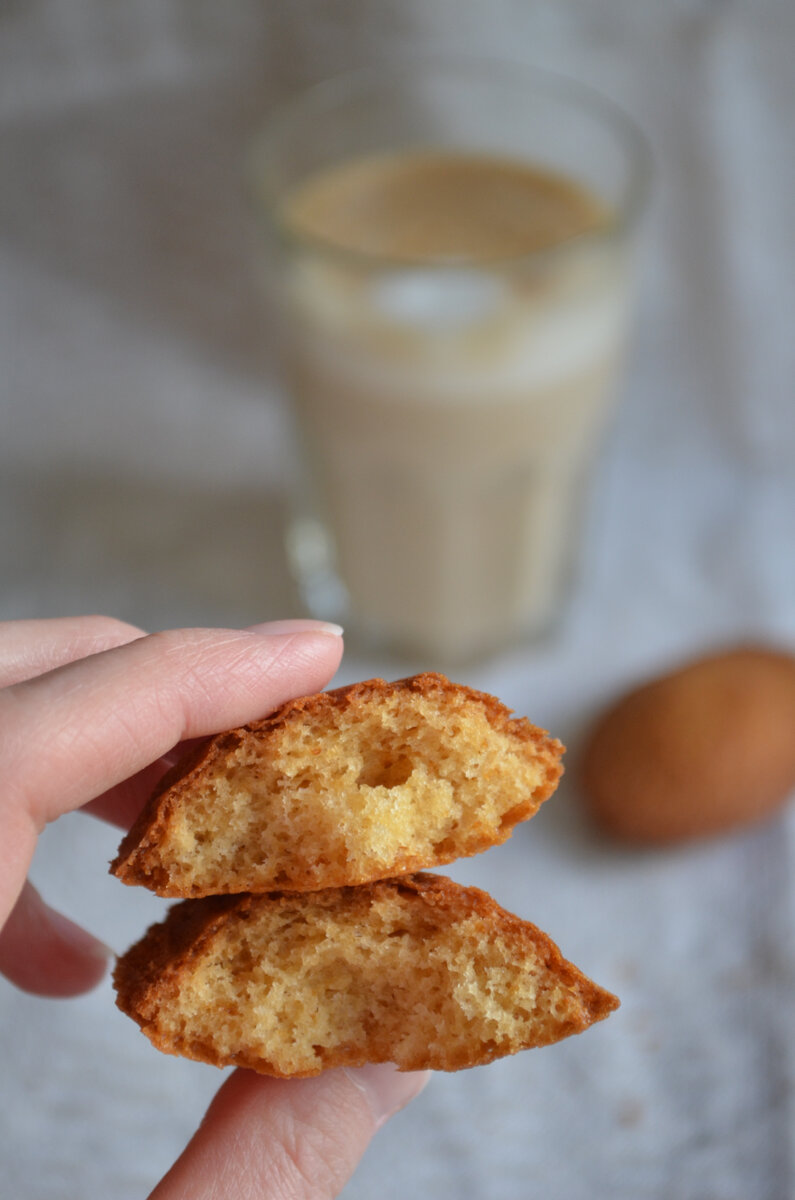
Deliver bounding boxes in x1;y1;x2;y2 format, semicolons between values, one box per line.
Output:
285;513;568;669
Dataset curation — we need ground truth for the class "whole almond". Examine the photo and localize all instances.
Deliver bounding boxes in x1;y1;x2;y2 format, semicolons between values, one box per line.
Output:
580;647;795;843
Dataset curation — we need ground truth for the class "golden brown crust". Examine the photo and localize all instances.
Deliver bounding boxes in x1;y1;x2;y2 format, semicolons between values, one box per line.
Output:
111;673;564;896
113;873;618;1076
580;646;795;843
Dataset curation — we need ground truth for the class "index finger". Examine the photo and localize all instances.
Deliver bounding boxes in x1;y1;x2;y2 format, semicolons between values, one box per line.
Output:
0;615;145;687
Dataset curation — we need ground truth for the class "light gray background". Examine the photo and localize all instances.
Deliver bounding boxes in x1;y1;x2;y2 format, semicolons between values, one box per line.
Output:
1;2;794;1198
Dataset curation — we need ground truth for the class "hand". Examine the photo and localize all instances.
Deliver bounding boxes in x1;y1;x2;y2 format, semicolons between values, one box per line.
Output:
0;616;429;1199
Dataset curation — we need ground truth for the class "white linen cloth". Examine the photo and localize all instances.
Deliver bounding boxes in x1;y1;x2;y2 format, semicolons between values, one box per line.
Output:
1;2;794;1197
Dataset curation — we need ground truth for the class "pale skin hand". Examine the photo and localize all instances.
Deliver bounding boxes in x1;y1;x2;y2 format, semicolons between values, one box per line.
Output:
0;616;429;1200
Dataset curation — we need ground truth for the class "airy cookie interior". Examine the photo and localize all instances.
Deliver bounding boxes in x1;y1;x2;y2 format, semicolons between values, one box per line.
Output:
112;674;563;896
113;875;616;1076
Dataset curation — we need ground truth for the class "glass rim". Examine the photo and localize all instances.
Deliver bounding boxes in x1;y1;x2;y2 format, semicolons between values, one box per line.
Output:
248;55;652;273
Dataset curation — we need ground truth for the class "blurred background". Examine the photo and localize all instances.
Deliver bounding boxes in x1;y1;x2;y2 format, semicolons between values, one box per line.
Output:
1;2;794;1198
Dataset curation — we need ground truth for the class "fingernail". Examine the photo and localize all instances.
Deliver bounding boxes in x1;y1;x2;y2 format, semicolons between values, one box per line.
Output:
345;1064;430;1130
245;619;344;638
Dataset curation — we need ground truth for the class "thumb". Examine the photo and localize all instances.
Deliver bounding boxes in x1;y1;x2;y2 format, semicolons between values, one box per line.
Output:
149;1064;430;1200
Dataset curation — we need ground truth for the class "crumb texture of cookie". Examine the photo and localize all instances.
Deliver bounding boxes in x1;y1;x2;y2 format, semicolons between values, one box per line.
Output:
111;673;564;896
113;873;617;1076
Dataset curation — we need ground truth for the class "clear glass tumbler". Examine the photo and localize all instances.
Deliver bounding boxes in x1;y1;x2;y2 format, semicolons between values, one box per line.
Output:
251;59;649;663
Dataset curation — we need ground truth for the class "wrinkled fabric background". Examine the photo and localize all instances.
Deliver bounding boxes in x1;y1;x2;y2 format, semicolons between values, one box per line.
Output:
1;3;794;1197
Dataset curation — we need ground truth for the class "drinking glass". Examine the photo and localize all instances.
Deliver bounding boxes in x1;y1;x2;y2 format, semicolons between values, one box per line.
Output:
250;59;649;662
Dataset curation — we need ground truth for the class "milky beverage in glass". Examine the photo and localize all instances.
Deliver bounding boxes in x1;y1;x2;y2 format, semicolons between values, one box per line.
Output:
254;66;646;661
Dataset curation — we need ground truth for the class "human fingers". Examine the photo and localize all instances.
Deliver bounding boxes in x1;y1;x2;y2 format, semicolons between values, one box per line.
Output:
0;621;148;995
0;615;148;829
149;1065;430;1200
0;880;111;997
0;615;145;687
0;623;343;929
82;739;207;830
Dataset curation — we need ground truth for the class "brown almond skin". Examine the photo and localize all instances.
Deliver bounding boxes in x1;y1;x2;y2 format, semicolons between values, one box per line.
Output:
580;647;795;844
